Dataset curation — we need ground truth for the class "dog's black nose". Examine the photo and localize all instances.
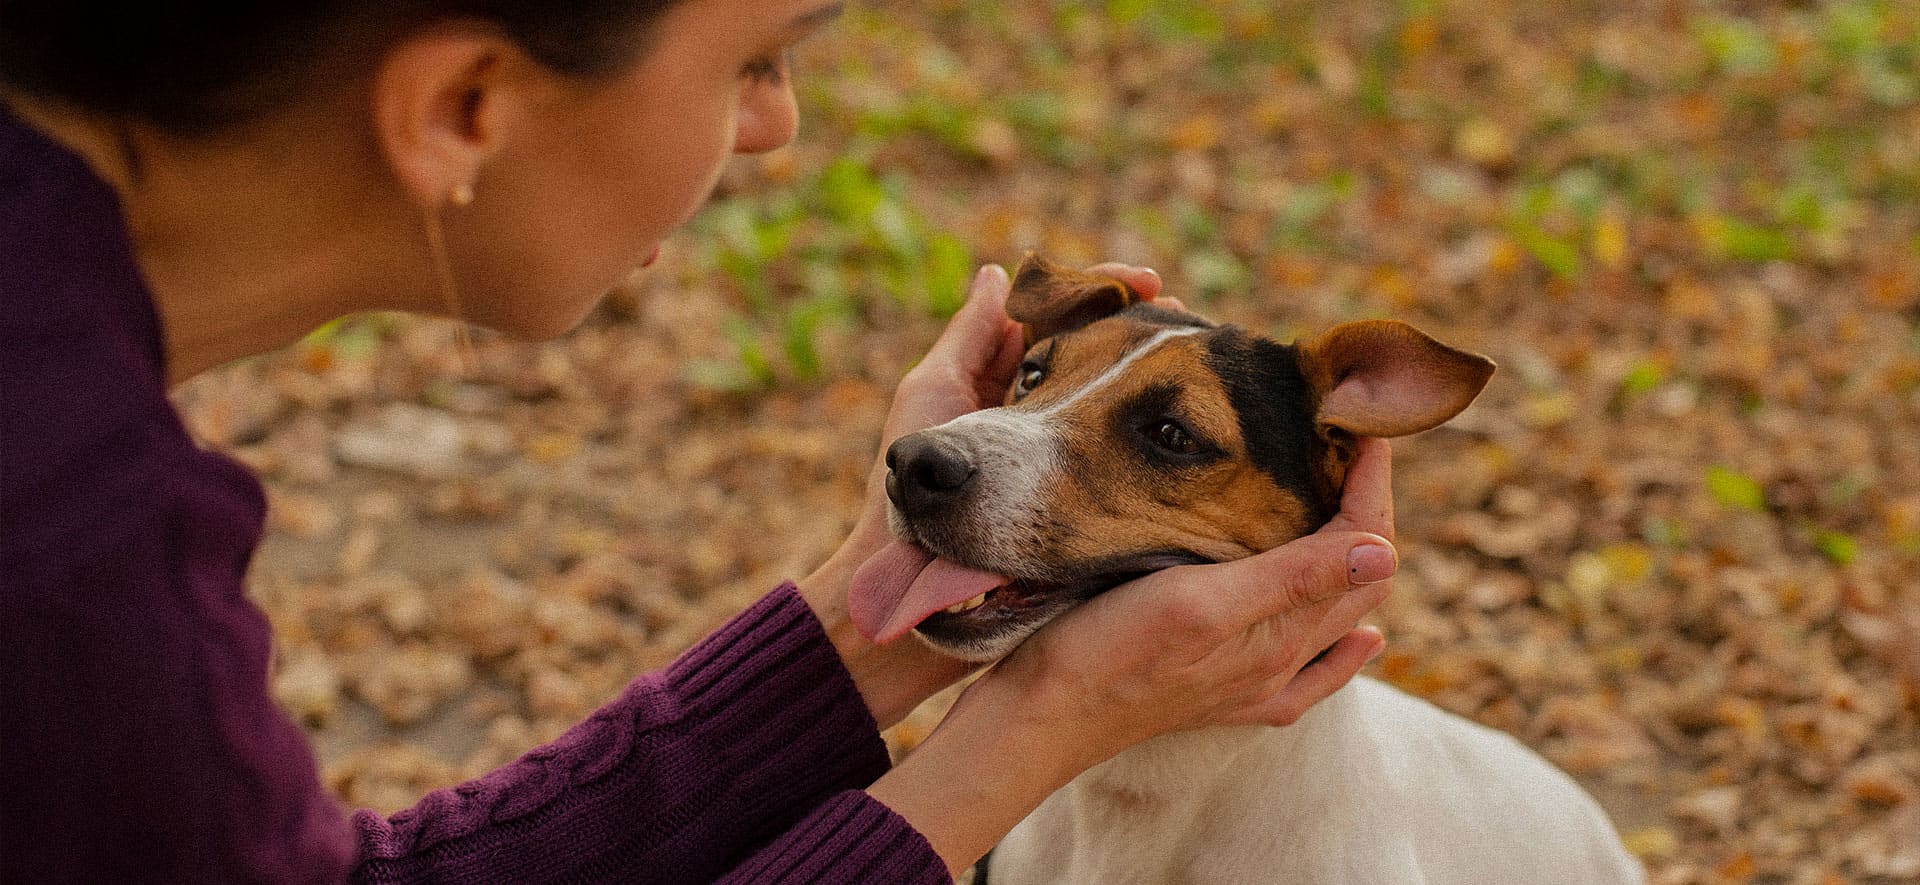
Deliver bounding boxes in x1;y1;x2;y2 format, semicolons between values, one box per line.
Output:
886;433;976;517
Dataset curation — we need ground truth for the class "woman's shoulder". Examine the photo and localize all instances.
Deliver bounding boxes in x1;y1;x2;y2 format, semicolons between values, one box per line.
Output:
2;103;260;556
2;102;159;346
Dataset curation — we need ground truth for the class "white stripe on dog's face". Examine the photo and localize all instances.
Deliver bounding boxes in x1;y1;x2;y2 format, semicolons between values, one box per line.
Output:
1029;326;1210;418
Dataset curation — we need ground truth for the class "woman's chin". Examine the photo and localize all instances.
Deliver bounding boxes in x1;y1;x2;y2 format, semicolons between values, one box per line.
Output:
460;245;664;341
461;284;609;341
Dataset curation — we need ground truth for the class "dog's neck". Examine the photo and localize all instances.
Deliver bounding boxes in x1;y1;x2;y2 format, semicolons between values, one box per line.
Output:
1023;681;1367;884
1080;726;1277;793
1075;686;1351;800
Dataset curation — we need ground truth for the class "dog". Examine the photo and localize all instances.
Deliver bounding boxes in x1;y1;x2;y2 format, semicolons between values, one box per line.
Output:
848;255;1644;883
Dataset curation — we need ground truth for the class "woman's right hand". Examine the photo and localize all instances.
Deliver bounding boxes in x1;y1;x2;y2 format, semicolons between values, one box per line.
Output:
867;436;1398;875
984;435;1397;772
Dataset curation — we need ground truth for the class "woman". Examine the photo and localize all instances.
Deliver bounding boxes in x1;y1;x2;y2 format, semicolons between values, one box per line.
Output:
0;1;1400;881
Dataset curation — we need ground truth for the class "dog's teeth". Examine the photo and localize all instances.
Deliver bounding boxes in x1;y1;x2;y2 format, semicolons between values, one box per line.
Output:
944;593;989;614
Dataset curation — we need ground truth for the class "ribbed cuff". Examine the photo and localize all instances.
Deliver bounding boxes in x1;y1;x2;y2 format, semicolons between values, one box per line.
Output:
717;790;950;884
663;583;896;841
350;584;911;883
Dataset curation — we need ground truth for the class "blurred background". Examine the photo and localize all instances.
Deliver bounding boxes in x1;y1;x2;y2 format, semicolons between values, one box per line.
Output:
172;1;1918;881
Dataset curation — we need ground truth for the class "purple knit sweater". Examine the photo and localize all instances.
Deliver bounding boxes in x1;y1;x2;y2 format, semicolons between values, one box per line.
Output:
0;104;946;884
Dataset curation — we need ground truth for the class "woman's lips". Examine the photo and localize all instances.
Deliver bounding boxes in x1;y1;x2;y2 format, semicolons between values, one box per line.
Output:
641;244;662;268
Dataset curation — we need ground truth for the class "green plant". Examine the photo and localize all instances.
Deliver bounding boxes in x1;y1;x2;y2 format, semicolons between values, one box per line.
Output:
685;152;975;391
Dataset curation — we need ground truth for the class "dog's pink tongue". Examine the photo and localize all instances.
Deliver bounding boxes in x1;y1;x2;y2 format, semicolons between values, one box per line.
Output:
848;540;1007;644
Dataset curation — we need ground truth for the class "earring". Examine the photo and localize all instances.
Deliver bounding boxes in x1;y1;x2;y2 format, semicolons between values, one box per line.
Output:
449;182;475;207
422;202;476;371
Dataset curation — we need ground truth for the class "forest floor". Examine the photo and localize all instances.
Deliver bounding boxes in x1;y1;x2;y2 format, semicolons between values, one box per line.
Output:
173;1;1918;881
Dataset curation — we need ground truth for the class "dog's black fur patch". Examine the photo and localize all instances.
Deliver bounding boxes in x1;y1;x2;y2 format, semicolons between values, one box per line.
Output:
1202;328;1332;524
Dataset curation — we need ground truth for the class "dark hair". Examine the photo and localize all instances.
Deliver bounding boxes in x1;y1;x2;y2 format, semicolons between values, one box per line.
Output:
0;1;685;132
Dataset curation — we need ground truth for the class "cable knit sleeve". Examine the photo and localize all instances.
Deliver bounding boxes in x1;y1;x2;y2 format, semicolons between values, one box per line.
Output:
714;791;948;884
350;583;948;884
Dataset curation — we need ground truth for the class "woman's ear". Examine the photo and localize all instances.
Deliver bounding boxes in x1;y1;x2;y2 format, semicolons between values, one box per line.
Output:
1006;252;1142;346
370;27;538;206
1296;320;1496;438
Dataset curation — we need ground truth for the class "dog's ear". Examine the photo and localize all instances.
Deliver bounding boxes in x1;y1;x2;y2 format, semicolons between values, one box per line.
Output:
1006;252;1142;346
1296;320;1496;438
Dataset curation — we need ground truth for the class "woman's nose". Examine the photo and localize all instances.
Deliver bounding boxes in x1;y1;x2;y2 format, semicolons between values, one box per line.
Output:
734;77;798;155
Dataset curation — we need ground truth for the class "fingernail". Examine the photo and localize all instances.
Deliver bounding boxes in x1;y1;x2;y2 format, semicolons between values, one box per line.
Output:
971;263;1007;296
1347;543;1397;585
1366;637;1386;662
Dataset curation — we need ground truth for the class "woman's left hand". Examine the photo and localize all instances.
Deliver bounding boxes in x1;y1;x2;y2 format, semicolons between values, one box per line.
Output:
798;261;1163;728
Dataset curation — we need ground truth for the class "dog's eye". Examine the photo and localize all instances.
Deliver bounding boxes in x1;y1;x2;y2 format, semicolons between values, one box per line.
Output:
1016;364;1047;395
1150;420;1201;455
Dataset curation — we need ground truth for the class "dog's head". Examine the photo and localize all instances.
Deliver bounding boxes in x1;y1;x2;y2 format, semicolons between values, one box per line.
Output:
849;253;1496;661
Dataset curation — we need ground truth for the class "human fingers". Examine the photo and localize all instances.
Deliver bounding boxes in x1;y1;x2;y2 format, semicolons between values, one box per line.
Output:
885;266;1022;441
919;264;1016;376
1251;573;1391;672
976;321;1028;405
1082;262;1162;299
1223;559;1386;688
1228;626;1384;727
1190;530;1397;631
1325;437;1394;541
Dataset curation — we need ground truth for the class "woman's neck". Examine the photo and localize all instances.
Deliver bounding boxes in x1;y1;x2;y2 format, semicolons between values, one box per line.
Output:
6;93;435;386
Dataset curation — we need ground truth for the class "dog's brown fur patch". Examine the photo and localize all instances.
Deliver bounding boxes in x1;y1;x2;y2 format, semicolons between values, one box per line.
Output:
1005;317;1314;570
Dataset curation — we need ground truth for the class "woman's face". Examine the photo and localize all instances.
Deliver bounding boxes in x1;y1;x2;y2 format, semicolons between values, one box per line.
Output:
449;0;841;338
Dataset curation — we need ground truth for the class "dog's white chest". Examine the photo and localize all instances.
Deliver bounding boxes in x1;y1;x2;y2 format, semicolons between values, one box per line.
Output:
987;677;1644;885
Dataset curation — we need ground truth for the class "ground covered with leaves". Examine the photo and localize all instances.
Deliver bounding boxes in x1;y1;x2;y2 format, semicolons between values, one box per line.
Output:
173;1;1918;881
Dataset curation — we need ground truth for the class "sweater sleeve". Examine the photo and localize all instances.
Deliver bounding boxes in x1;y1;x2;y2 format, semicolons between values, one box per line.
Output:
350;583;945;884
714;791;949;885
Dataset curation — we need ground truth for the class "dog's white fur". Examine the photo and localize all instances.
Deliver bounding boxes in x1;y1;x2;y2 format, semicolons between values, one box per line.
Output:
989;675;1645;884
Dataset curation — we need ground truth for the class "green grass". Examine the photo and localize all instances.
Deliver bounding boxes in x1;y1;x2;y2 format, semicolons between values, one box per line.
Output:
685;152;973;391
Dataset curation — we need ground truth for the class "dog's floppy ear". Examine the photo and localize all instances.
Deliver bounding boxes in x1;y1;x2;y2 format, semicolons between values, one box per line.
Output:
1006;252;1142;346
1296;319;1496;438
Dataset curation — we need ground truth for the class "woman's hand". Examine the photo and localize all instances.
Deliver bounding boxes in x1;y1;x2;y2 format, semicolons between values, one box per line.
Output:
989;435;1397;768
798;261;1163;728
865;437;1396;875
